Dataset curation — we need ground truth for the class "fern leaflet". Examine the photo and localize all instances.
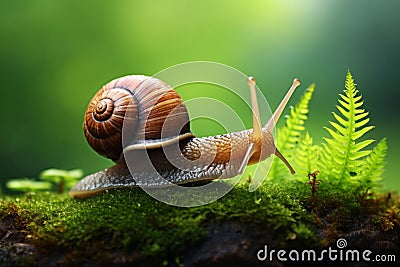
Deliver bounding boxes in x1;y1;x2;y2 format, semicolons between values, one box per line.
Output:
293;132;320;180
319;71;375;186
359;138;387;188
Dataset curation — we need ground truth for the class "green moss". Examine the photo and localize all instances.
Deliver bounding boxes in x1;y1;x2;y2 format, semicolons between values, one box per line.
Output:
1;179;399;266
0;181;315;257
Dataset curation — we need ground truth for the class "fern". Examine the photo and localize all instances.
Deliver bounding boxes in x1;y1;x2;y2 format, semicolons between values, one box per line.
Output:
268;84;315;180
292;132;320;180
358;138;387;188
263;70;387;191
319;71;375;187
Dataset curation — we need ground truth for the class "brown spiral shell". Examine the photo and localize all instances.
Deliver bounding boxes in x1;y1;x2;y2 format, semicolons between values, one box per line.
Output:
83;75;192;161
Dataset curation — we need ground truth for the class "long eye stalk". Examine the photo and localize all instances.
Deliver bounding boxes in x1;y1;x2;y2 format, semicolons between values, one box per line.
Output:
266;78;300;132
247;76;262;142
239;77;300;175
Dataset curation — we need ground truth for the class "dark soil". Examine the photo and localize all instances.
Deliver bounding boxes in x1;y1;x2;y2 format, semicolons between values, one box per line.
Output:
0;212;399;267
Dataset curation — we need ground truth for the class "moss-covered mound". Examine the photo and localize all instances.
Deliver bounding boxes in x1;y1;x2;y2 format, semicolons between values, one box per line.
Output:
1;181;399;266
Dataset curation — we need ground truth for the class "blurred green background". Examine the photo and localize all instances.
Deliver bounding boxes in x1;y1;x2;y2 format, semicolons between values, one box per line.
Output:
1;0;399;191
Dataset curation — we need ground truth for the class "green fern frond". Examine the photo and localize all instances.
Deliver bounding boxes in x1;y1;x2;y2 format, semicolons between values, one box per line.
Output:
359;138;387;188
319;71;375;186
269;84;315;180
292;132;320;180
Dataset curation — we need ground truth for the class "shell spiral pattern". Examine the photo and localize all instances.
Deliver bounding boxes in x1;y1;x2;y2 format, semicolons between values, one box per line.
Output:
83;75;191;161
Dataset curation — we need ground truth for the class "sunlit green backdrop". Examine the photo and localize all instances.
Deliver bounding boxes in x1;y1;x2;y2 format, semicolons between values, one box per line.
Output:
1;0;399;191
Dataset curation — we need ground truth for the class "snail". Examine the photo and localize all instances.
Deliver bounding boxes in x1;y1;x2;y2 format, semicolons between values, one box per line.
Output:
69;75;300;198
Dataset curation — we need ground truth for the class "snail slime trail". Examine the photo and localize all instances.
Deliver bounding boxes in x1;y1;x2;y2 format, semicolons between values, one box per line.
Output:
69;75;300;198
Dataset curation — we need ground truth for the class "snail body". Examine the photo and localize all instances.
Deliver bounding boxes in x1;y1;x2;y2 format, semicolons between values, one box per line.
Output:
69;75;300;198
